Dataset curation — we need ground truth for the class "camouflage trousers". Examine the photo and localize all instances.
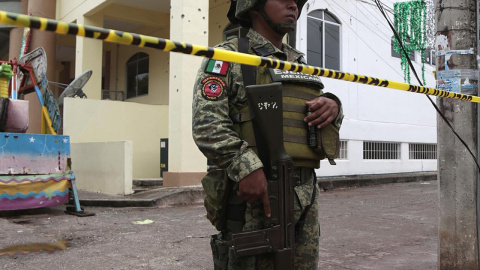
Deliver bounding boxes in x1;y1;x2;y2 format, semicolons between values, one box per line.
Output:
209;171;320;270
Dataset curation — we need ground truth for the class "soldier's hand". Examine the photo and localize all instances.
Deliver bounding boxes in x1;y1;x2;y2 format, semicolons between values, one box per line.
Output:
304;97;339;129
237;168;271;218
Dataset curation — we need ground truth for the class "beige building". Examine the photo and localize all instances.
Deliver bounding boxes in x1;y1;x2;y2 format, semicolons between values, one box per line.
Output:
2;0;438;195
4;0;232;194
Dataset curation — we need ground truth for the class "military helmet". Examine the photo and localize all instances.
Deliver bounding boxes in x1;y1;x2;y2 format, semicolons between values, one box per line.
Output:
227;0;308;28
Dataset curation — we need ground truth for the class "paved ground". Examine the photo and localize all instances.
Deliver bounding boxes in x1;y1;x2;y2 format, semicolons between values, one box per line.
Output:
0;180;438;270
317;181;437;270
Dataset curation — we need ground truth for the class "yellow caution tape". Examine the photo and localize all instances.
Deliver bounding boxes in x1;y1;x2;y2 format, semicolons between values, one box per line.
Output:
0;10;478;103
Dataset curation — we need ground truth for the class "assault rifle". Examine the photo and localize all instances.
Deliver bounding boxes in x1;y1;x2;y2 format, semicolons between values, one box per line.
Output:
231;82;295;269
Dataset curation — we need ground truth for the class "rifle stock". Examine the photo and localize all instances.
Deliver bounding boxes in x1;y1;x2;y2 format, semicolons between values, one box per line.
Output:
232;82;295;270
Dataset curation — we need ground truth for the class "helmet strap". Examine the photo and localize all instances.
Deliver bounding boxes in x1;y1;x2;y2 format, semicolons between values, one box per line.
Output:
259;9;296;35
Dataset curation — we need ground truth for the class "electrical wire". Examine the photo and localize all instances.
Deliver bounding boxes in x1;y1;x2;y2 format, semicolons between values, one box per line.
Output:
356;3;396;43
329;1;392;46
328;0;428;77
324;2;406;77
331;0;425;56
373;0;480;171
375;0;396;13
357;0;394;14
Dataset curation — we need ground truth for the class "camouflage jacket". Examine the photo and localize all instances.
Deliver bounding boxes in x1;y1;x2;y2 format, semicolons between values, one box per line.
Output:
192;29;343;182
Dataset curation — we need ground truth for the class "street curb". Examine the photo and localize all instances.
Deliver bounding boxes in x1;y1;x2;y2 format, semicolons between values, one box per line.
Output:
79;187;205;208
79;199;157;208
317;171;437;190
79;172;437;207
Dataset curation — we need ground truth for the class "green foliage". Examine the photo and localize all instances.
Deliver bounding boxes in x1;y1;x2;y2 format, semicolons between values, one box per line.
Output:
393;0;426;84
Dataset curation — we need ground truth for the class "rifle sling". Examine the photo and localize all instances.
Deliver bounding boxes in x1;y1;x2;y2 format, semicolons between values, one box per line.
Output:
239;37;256;87
224;36;254;230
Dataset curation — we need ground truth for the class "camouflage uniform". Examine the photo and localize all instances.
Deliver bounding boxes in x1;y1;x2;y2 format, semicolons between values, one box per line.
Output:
192;29;343;270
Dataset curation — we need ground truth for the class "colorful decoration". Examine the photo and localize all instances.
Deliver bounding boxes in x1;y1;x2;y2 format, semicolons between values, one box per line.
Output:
0;173;72;211
0;133;74;211
0;63;13;98
424;0;435;49
0;133;71;175
393;0;427;84
19;17;32;59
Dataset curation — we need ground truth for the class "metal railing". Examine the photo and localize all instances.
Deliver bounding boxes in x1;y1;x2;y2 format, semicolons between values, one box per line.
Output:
102;90;125;101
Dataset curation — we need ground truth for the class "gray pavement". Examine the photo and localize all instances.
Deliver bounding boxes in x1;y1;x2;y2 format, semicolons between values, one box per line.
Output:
75;171;437;208
0;178;438;270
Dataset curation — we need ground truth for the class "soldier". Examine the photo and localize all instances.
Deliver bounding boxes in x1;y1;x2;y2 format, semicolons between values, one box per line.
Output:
192;0;343;269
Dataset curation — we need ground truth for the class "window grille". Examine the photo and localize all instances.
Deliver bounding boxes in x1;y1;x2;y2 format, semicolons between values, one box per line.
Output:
363;141;400;160
409;143;437;159
338;140;348;159
102;90;125;101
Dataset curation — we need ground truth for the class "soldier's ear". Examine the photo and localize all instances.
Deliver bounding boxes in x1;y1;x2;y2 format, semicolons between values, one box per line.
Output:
248;9;261;21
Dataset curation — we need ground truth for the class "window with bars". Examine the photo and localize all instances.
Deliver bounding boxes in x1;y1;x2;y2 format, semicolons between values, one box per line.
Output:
409;143;437;159
363;141;401;160
338;140;348;159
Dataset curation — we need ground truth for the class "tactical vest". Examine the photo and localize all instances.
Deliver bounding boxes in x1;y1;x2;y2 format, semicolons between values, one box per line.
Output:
229;37;339;168
236;65;337;168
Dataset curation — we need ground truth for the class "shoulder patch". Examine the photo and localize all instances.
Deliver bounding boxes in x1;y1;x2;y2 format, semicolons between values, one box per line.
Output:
205;59;229;75
201;76;226;101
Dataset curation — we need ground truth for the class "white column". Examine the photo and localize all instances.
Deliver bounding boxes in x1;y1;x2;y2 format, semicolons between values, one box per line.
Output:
75;13;103;100
164;0;209;186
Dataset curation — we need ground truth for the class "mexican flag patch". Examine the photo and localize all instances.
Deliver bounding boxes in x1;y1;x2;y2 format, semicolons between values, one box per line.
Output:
205;59;229;75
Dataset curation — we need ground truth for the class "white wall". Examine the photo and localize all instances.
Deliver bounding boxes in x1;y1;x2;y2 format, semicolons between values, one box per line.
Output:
58;0;439;184
298;0;438;176
63;98;169;179
71;141;133;195
317;141;437;177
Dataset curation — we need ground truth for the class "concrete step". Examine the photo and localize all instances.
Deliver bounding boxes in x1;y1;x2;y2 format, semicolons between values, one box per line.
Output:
133;178;163;187
132;187;149;194
78;186;204;208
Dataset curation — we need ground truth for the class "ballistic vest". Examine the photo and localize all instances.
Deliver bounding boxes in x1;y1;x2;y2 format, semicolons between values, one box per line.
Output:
233;65;331;168
229;36;339;168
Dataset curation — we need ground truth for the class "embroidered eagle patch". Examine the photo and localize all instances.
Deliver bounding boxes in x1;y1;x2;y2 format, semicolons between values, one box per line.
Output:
201;76;226;101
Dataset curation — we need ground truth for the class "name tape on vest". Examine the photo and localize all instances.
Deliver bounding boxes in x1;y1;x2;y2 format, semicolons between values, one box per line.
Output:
269;69;323;87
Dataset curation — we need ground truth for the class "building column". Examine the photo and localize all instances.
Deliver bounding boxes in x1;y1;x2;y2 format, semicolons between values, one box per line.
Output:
28;0;56;133
10;0;56;134
8;0;28;60
75;13;103;100
163;0;209;186
28;0;56;87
